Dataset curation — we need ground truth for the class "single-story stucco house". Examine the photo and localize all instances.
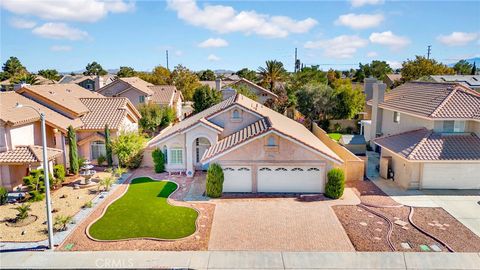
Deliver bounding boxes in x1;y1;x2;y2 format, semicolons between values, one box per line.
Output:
143;93;343;193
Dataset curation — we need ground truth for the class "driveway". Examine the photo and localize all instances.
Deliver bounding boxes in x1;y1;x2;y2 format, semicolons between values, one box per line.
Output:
208;189;359;251
367;151;480;237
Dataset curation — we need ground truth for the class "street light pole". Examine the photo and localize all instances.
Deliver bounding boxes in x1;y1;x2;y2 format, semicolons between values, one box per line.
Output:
15;103;54;250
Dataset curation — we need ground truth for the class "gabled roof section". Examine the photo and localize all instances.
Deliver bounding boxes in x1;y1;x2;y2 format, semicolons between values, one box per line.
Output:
79;97;140;130
227;78;278;98
116;77;154;96
430;75;480;89
374;81;480;120
149;85;180;105
374;128;480;161
0;91;83;131
0;145;63;164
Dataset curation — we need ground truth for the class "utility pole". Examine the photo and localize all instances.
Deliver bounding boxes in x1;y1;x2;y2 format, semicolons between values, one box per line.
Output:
166;50;169;70
427;45;431;59
294;48;298;73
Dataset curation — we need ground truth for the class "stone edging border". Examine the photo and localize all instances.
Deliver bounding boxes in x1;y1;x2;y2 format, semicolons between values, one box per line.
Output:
85;174;201;243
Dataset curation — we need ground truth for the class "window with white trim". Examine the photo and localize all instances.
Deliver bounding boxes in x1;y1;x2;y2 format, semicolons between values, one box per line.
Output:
393;111;400;123
232;109;241;119
267;136;277;146
162;146;168;164
443;120;465;133
91;140;106;160
169;148;183;164
139;95;145;103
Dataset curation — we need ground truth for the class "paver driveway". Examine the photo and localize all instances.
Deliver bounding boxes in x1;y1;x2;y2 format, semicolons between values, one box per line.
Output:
208;189;358;251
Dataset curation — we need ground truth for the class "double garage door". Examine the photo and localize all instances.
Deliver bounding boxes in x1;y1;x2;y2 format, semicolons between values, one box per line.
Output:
422;163;480;189
222;165;325;193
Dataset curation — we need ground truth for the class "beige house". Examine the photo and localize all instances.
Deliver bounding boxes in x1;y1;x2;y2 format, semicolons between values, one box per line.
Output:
201;78;278;105
144;93;342;193
59;74;115;91
96;77;184;119
0;84;141;190
367;81;480;189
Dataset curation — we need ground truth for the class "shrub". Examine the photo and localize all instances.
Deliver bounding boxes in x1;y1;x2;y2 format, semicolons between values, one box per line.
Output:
318;119;330;132
152;148;165;173
111;131;146;168
78;157;86;169
53;165;65;182
83;201;93;208
113;167;127;177
125;150;143;169
28;190;45;202
15;203;31;221
97;155;106;166
206;163;224;198
333;123;342;133
325;168;345;199
99;176;115;191
0;186;8;205
54;215;73;231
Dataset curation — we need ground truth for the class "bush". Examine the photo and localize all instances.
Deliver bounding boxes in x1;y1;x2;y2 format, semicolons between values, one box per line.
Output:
97;155;106;166
83;201;93;208
206;163;224;198
0;186;8;205
15;203;31;221
152;148;165;173
325;168;345;199
113;167;127;177
53;165;65;182
318;119;330;132
28;190;45;202
111;131;146;168
54;215;73;231
99;175;115;191
125;150;143;169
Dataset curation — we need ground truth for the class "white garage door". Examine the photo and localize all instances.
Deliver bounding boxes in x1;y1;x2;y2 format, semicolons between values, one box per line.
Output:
257;166;325;193
422;163;480;189
222;166;252;192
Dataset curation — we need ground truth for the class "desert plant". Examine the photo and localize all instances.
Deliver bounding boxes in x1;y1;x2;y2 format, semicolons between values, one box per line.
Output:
0;186;8;205
206;163;224;198
53;164;65;182
83;201;93;208
78;157;86;169
113;167;127;177
97;155;106;166
152;148;165;173
15;203;31;221
325;168;345;199
99;176;115;191
54;215;73;231
28;190;45;202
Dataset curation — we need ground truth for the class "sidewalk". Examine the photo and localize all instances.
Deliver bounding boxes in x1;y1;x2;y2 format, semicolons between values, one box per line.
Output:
1;250;480;269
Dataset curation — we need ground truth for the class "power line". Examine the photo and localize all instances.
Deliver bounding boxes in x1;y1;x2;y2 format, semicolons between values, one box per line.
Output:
427;45;432;59
166;50;169;70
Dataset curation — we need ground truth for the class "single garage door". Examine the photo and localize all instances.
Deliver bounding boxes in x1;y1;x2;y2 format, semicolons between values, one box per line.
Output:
222;166;252;192
257;166;325;193
422;163;480;189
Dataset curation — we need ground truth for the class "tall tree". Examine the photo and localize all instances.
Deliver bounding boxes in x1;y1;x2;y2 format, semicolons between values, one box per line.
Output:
331;79;365;119
235;68;258;82
2;56;27;79
138;103;175;136
453;60;473;75
472;62;477;75
197;69;216;81
295;83;335;121
192;85;221;113
327;69;340;85
289;65;327;90
116;66;136;78
83;61;107;76
67;126;79;174
353;61;393;82
11;74;39;85
37;69;60;81
171;65;201;100
401;56;455;81
104;124;113;167
258;60;287;91
137;65;171;85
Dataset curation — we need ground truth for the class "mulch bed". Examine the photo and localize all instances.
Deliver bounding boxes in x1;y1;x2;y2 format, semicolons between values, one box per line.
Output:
58;171;215;251
5;215;38;227
333;180;480;252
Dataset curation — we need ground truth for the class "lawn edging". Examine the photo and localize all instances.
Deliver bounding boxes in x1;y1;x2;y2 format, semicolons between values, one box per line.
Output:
85;175;201;242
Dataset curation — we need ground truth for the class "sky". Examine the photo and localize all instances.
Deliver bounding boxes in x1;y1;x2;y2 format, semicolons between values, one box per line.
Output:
1;0;479;73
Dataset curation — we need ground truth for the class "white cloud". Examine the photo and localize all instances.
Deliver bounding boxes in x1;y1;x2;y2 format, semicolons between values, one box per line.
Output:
50;45;72;52
350;0;384;8
335;13;384;29
0;0;134;23
207;54;221;61
9;17;36;29
369;31;410;49
304;35;368;59
167;0;317;38
387;61;402;69
367;51;378;58
32;23;88;40
198;38;229;48
437;32;479;46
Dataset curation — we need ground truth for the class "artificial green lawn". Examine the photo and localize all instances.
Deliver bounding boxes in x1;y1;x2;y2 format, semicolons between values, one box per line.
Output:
88;177;198;240
328;133;343;142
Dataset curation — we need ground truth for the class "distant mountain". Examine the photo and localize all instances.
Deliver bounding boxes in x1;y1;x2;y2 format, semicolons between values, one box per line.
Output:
214;69;235;75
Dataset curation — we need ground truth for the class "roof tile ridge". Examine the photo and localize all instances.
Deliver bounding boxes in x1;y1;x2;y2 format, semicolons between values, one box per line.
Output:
429;86;457;117
27;145;42;162
406;129;433;160
374;128;427;141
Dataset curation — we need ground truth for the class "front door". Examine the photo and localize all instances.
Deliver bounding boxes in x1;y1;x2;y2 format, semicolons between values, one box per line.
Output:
194;138;211;170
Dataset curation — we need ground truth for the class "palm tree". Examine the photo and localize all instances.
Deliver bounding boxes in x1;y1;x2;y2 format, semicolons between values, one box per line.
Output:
15;204;31;221
54;215;73;231
12;73;39;85
257;60;287;91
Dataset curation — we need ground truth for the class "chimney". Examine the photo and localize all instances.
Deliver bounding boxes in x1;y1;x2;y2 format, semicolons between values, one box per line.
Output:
14;82;29;91
94;75;102;91
370;82;386;147
363;77;379;101
215;78;222;91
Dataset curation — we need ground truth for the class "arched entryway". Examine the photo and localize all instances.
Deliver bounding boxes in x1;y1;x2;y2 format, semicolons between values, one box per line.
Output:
193;137;211;170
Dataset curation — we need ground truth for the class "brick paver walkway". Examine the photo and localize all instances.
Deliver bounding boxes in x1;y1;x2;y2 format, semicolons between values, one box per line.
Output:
208;189;359;251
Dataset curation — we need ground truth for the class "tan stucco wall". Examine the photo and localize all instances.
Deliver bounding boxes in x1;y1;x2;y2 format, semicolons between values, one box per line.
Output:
312;123;364;181
235;82;275;104
9;124;35;149
208;106;262;138
0;164;30;190
381;148;420;189
467;120;480;136
118;88;149;107
381;109;434;136
142;132;188;170
99;80;129;96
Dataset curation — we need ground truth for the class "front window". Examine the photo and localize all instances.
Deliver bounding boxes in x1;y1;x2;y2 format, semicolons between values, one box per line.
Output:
232;109;241;119
267;136;277;146
139;95;145;103
443;120;465;132
169;148;183;164
393;111;400;123
91;140;106;160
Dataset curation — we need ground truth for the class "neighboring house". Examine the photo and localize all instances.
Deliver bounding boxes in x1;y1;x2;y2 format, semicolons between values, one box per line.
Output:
429;75;480;92
59;74;115;91
366;81;480;189
97;77;184;119
0;75;57;91
143;93;343;193
200;78;277;105
383;74;402;88
0;92;82;190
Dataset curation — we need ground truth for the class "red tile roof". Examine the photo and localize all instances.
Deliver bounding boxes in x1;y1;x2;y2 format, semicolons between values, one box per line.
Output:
0;145;63;164
149;85;180;105
374;128;480;161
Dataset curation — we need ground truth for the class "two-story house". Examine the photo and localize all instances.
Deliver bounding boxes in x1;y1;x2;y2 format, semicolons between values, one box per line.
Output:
200;78;278;105
367;81;480;189
143;93;343;193
58;74;115;91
